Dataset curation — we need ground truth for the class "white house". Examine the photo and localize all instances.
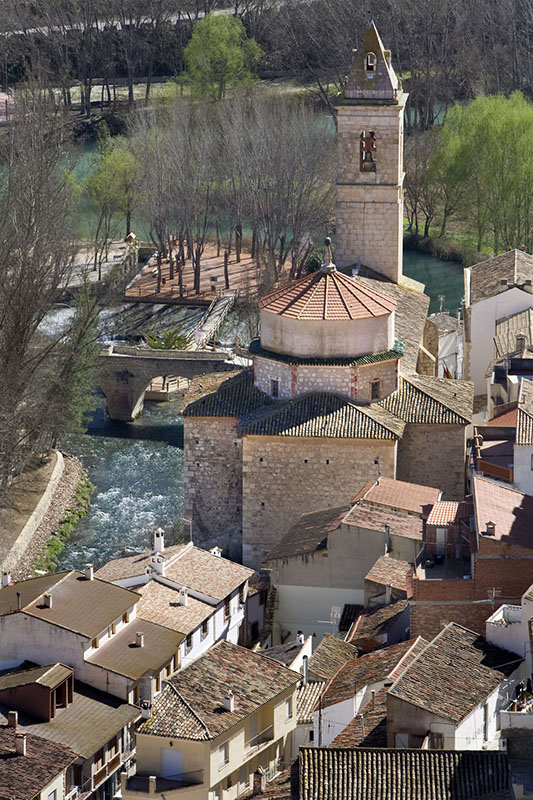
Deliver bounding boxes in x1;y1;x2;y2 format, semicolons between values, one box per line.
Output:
95;531;254;667
429;312;463;379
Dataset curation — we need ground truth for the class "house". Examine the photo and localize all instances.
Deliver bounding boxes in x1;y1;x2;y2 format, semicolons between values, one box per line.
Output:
0;666;138;798
313;637;427;746
306;634;360;683
120;641;299;800
240;572;269;646
263;477;439;642
387;623;525;750
346;600;410;653
95;532;253;666
182;23;473;572
262;632;312;673
363;555;414;606
411;475;533;639
463;249;533;397
0;724;77;800
298;747;514;800
485;307;533;418
0;568;182;706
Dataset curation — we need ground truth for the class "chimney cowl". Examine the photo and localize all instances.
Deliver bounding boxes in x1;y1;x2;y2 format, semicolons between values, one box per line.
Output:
85;563;94;581
485;521;496;536
140;700;152;719
179;587;188;607
136;631;145;648
15;733;27;756
153;527;165;554
223;690;235;712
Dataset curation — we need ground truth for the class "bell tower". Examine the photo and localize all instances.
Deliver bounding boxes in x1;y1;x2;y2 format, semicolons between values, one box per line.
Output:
336;23;407;284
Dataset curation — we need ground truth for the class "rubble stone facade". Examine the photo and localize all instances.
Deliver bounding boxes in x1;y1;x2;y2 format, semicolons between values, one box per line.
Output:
395;424;466;500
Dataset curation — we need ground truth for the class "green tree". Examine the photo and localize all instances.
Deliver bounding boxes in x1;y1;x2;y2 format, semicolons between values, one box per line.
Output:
184;13;263;100
143;327;191;350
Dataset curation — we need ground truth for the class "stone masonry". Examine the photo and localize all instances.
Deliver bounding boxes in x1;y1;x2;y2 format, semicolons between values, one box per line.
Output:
395;424;466;500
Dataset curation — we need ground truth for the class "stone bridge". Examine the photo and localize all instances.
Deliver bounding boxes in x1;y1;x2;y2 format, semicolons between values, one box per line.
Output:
99;345;235;421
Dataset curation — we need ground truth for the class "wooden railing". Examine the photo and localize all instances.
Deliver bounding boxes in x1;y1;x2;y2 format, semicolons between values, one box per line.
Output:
477;458;513;483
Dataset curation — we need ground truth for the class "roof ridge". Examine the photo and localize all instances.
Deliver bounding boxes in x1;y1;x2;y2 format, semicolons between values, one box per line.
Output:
336;271;395;314
23;571;73;611
386;636;425;682
164;678;211;738
400;374;470;422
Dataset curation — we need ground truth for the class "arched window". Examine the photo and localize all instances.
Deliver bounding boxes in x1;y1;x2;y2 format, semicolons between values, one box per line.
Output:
361;130;377;172
366;52;377;72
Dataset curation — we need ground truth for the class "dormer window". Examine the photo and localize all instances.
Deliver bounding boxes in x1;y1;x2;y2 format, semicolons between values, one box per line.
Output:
365;52;377;72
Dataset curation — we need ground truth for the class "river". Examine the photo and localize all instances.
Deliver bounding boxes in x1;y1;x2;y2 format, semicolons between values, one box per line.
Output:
54;248;464;572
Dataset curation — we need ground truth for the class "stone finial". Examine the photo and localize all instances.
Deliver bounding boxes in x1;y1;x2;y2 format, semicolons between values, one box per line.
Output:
321;237;336;274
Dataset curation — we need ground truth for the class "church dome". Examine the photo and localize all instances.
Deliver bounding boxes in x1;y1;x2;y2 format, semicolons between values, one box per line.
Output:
258;265;397;359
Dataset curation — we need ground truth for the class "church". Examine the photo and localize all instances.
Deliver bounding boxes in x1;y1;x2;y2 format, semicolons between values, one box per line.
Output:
182;24;474;569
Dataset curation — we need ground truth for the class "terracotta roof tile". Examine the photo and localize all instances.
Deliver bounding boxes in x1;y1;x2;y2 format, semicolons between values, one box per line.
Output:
328;688;387;748
263;505;349;563
138;641;299;740
182;370;272;419
0;726;77;800
494;307;533;357
343;504;424;540
249;337;405;367
308;634;360;682
163;546;253;601
136;581;212;634
487;407;518;427
357;476;441;514
299;747;513;800
259;268;397;321
473;475;533;548
389;623;522;722
338;604;364;632
379;374;473;424
365;556;414;592
469;249;533;304
516;378;533;445
94;544;188;582
297;681;325;724
347;600;409;645
262;639;307;668
426;501;471;526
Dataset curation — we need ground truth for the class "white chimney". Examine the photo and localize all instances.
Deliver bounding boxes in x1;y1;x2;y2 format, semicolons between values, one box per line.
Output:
150;555;165;576
296;631;305;646
136;631;145;648
486;521;496;536
302;655;309;686
210;546;222;558
179;587;188;607
43;593;53;608
85;563;94;581
140;700;152;719
224;690;235;712
1;571;11;588
15;733;26;756
153;527;165;554
7;711;18;729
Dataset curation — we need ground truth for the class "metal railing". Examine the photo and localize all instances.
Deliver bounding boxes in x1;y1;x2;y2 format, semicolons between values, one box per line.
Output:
245;724;274;751
126;770;204;792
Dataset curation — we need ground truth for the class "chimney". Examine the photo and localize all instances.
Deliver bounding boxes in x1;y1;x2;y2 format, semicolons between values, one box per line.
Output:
43;593;53;608
384;524;391;553
179;587;188;607
302;655;309;686
371;690;376;709
150;555;165;577
210;546;222;558
153;527;165;554
516;333;527;354
85;563;94;581
486;521;496;536
15;733;27;756
1;571;11;588
224;690;235;712
16;592;21;611
140;700;152;720
7;711;18;729
136;631;145;648
296;631;305;646
385;584;392;605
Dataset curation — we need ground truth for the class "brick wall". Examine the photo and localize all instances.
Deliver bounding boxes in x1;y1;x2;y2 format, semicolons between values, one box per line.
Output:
241;435;397;568
396;424;466;500
183;417;243;561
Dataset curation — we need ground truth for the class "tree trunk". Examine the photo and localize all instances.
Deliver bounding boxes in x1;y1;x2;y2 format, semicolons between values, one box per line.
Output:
216;219;221;257
224;250;229;289
235;222;242;263
168;238;175;281
156;249;162;293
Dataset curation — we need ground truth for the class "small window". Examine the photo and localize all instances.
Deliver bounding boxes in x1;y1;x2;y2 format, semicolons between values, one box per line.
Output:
111;622;117;635
166;663;172;677
48;791;57;800
201;619;209;639
219;741;229;766
365;51;377;71
431;732;444;749
122;612;129;624
270;378;279;398
250;621;259;641
227;775;232;789
173;654;179;671
361;130;377;172
309;729;314;742
259;590;267;606
395;732;409;748
95;747;104;767
224;598;230;620
186;633;193;652
371;380;381;401
286;696;293;719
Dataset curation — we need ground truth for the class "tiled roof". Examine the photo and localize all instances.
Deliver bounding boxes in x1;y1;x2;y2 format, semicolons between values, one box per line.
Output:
343;504;424;540
136;581;212;634
94;544;188;581
487;407;518;427
494;307;533;357
163;546;253;601
263;505;349;563
249;337;404;367
365;556;414;592
262;639;307;668
389;623;522;722
239;391;405;439
473;475;533;548
182;369;272;419
0;726;77;800
328;688;387;748
259;268;397;320
429;313;462;335
138;641;299;740
319;639;424;710
379;374;473;424
0;571;137;639
469;249;533;304
86;618;183;679
517;378;533;445
426;501;471;526
338;604;364;632
347;600;409;645
308;634;360;682
0;681;139;759
299;747;513;800
0;663;72;692
354;475;441;515
297;680;325;724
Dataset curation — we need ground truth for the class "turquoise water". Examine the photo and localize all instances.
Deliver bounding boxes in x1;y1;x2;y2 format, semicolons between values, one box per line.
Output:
403;249;464;315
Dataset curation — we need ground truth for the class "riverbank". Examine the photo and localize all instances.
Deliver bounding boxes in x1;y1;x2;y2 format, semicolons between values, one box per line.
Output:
10;455;88;580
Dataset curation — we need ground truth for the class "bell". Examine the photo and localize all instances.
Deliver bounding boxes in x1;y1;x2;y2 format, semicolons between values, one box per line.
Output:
364;151;374;163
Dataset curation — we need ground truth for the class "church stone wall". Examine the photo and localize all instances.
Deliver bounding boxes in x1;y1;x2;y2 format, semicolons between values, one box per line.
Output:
183;418;243;561
241;435;397;568
395;423;466;500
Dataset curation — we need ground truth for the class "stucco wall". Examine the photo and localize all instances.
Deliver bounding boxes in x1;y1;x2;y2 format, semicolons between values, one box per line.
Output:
183;418;243;561
242;436;397;568
396;424;466;500
513;445;533;494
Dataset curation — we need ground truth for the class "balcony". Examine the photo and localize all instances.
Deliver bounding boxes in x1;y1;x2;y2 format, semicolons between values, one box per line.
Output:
123;770;204;794
93;752;122;789
245;724;274;752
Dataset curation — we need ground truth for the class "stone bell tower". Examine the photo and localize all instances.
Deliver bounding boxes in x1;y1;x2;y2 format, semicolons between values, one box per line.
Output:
336;23;408;284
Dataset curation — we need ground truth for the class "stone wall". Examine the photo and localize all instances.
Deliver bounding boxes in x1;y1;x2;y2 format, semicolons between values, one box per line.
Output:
241;435;397;568
253;355;398;402
183;418;243;561
396;424;466;500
